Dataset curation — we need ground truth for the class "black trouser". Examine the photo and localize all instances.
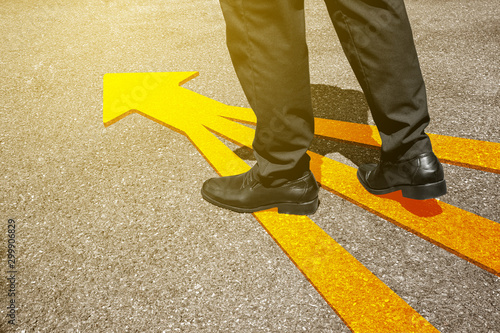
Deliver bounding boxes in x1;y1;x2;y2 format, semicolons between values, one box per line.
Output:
219;0;433;182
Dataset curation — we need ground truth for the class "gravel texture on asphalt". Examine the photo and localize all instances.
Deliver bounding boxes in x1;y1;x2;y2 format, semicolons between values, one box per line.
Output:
0;0;498;332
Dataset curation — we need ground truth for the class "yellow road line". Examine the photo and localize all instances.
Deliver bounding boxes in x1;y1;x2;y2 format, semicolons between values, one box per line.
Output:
313;118;500;174
188;125;438;333
185;125;250;177
207;121;500;277
220;112;500;174
254;210;438;333
204;116;255;148
308;151;500;277
205;113;500;277
104;71;500;276
104;72;497;331
103;69;439;329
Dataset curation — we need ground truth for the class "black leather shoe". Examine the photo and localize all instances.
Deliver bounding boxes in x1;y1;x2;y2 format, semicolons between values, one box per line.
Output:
201;166;319;215
357;152;447;200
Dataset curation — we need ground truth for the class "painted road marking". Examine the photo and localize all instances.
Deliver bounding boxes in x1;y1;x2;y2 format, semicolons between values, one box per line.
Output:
207;110;500;277
254;210;438;333
103;71;499;331
187;122;438;332
104;84;437;331
219;110;500;175
314;119;500;174
155;72;499;277
307;151;500;277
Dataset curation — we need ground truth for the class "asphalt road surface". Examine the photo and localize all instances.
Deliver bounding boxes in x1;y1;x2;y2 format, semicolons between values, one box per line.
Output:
0;0;499;332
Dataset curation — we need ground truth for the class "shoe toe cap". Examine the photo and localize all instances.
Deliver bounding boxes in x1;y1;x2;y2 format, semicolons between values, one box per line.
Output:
202;178;221;198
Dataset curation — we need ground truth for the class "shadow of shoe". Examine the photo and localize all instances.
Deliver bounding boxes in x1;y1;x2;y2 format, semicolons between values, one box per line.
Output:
377;191;443;218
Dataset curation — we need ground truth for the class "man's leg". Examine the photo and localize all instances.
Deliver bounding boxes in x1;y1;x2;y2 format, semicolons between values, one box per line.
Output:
324;0;446;199
201;0;319;215
219;0;314;184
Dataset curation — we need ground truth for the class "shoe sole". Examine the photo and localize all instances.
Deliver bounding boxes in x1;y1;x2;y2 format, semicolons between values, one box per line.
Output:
201;191;319;215
356;170;447;200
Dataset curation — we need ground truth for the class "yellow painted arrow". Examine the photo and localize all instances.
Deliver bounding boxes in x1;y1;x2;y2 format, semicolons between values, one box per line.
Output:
205;117;500;278
103;71;499;332
220;109;500;175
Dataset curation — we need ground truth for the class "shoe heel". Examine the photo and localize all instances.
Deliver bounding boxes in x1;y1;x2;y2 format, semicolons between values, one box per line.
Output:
401;180;447;200
277;197;319;215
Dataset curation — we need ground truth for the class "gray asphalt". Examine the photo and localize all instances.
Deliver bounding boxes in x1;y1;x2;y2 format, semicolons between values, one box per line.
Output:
0;0;499;332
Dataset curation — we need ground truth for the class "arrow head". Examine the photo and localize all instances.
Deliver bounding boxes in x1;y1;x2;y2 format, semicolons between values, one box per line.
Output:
103;71;199;127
